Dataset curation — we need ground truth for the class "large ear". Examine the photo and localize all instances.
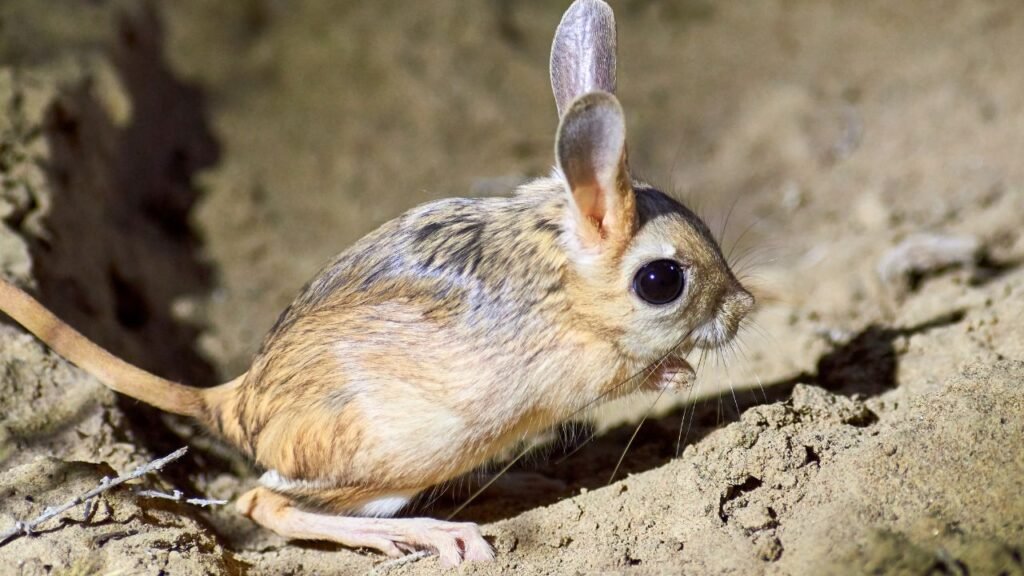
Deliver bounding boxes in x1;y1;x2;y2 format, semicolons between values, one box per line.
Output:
550;0;617;119
556;91;636;251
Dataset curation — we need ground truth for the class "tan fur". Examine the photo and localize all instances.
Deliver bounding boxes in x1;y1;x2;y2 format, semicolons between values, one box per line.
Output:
0;0;755;563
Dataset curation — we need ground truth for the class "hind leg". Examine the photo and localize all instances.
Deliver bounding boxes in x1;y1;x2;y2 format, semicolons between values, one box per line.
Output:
236;488;494;565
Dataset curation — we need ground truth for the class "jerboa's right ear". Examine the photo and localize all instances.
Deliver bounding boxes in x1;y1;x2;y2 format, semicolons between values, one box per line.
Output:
556;91;636;254
550;0;617;119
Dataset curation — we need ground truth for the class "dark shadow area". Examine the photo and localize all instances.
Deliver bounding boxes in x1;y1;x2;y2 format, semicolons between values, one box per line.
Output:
437;309;966;523
968;253;1023;288
19;5;228;487
905;253;1022;293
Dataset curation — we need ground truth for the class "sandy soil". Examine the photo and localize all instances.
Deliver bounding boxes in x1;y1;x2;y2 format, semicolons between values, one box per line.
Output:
1;0;1022;574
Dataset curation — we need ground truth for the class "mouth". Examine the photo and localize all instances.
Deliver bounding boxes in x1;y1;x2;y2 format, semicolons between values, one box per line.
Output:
666;355;697;381
648;351;697;390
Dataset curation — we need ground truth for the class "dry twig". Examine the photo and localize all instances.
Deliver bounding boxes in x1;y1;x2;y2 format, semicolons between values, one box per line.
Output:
135;488;227;508
0;447;188;546
368;551;432;574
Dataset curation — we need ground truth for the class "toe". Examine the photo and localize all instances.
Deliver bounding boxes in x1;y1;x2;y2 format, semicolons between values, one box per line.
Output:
432;535;464;566
456;525;494;562
373;539;405;558
462;537;495;562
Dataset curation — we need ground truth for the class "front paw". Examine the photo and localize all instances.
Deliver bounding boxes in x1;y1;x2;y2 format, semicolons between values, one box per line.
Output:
648;357;696;391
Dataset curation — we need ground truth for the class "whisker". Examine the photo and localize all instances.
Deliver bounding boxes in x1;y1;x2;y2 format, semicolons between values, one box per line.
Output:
729;243;778;275
608;386;668;485
712;351;728;426
720;346;742;416
741;318;774;347
731;252;772;276
557;323;700;421
446;435;538;520
719;193;742;247
677;345;710;457
733;335;767;402
726;214;761;264
449;325;703;517
604;336;694;484
668;136;687;197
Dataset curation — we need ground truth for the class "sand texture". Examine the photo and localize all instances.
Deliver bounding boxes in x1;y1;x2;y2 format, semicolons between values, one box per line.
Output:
1;1;1022;574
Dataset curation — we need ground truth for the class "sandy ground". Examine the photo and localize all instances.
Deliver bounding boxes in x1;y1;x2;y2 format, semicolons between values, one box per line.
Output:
1;0;1022;574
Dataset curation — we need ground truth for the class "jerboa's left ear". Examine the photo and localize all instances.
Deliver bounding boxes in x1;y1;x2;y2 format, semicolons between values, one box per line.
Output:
556;91;636;252
550;0;617;119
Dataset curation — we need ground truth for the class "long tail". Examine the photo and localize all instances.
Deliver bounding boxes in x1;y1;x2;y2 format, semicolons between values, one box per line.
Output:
0;277;214;421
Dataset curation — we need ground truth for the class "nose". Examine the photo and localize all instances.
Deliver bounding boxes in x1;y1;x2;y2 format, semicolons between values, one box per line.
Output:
719;286;754;338
725;287;755;319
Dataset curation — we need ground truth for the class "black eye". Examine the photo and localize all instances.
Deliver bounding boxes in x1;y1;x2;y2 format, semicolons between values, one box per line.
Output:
633;259;686;305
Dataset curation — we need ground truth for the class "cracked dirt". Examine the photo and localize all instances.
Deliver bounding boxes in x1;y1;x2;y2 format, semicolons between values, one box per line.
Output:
1;1;1022;574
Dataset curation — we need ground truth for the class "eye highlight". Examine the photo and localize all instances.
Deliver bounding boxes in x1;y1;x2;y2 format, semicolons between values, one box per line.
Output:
633;259;686;305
